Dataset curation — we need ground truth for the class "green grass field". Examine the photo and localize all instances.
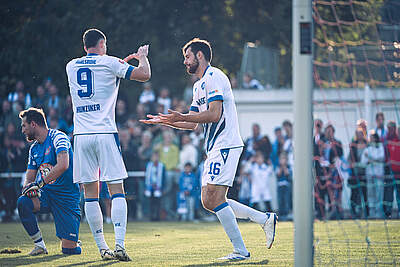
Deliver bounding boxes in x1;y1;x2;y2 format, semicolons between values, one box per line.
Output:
0;220;399;266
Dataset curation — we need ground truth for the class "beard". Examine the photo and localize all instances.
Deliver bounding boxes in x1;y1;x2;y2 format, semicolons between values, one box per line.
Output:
24;132;35;142
186;56;199;74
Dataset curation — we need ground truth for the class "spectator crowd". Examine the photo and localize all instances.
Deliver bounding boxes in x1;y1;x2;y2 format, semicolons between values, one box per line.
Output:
1;78;399;223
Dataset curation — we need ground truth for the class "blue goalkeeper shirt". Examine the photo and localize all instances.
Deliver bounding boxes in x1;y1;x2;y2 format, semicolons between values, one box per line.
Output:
27;129;80;199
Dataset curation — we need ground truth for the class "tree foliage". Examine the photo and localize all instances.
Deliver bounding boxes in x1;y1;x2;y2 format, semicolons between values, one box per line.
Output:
0;0;292;99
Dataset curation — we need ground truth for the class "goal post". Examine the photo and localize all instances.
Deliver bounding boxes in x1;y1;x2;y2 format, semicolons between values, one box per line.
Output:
293;0;314;266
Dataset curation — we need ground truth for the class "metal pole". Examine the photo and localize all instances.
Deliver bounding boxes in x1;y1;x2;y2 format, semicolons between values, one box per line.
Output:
293;0;313;266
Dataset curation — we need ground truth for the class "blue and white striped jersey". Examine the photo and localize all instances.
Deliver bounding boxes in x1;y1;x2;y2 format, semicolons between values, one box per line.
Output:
27;129;79;196
66;53;134;135
190;66;243;154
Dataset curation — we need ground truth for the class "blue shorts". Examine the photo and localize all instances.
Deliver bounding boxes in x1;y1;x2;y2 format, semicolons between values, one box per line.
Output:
37;189;81;242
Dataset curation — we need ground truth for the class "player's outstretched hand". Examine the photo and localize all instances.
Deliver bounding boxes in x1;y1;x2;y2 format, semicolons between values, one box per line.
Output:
140;114;163;125
123;45;149;62
158;109;185;123
22;182;40;198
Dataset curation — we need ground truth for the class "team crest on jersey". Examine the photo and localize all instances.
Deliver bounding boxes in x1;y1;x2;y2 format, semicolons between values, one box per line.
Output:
118;59;126;64
45;145;51;155
39;163;55;184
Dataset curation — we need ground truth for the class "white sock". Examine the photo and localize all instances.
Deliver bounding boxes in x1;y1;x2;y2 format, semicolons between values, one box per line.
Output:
111;195;127;248
31;231;46;249
85;200;109;250
227;199;268;224
214;202;248;256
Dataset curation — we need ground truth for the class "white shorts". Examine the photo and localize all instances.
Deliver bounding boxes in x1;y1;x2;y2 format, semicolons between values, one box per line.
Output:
73;133;128;184
202;147;243;187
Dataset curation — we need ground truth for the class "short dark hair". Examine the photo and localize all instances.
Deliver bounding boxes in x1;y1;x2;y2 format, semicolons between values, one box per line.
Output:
376;112;384;120
83;28;106;49
182;38;212;62
19;107;47;127
282;120;292;127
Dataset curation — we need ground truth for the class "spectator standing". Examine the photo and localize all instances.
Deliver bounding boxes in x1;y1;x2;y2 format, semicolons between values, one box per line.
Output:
155;130;179;219
8;80;31;110
177;163;197;221
276;152;292;221
119;129;139;219
361;130;385;218
47;84;60;110
237;165;251;206
282;120;294;168
348;127;368;218
248;151;273;212
244;123;262;160
375;112;387;142
157;87;171;114
179;134;198;171
144;152;165;221
139;82;155;114
324;124;344;219
271;127;285;169
383;121;400;218
116;99;129;128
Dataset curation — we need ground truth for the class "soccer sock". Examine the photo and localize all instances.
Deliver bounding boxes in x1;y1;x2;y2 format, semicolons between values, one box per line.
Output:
62;246;82;255
227;199;268;224
17;196;46;249
214;202;249;256
85;199;109;251
111;194;127;248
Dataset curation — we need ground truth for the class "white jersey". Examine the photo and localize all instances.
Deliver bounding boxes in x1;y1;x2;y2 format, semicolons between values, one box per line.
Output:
190;66;243;154
66;53;134;135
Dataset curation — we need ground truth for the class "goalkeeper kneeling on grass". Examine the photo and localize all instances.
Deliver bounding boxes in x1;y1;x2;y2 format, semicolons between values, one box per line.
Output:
17;107;81;256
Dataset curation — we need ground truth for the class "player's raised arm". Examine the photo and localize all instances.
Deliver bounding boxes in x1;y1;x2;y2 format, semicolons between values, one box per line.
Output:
124;45;151;82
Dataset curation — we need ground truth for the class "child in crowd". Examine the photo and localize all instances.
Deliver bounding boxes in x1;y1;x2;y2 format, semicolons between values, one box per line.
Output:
177;163;198;221
247;150;274;212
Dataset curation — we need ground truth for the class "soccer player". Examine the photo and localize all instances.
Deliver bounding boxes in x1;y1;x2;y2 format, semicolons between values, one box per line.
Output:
18;107;81;256
66;28;150;261
141;38;277;260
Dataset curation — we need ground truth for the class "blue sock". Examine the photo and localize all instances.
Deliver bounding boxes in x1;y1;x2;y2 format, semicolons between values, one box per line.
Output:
17;196;40;236
62;246;82;255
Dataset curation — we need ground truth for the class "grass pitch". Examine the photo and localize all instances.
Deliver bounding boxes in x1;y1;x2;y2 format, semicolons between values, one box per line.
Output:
0;220;399;266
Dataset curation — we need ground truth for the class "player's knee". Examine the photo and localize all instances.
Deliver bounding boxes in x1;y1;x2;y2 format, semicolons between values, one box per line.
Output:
17;196;34;216
201;196;216;211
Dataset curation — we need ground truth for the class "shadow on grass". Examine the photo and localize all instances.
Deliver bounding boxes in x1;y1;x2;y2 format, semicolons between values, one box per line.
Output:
58;260;121;267
0;253;122;267
0;254;67;266
183;259;269;266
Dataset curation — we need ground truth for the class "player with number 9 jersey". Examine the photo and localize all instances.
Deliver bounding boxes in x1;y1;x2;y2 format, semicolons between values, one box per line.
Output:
65;28;150;261
66;54;133;135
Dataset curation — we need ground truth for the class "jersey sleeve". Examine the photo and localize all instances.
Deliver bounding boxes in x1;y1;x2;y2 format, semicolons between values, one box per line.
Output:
27;145;38;170
205;76;224;103
108;56;135;79
52;131;71;155
189;85;199;112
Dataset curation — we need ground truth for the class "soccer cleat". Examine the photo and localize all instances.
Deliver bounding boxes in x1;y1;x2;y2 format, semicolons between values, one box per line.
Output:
29;246;48;256
262;212;278;249
217;252;250;261
100;248;115;260
114;244;132;261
